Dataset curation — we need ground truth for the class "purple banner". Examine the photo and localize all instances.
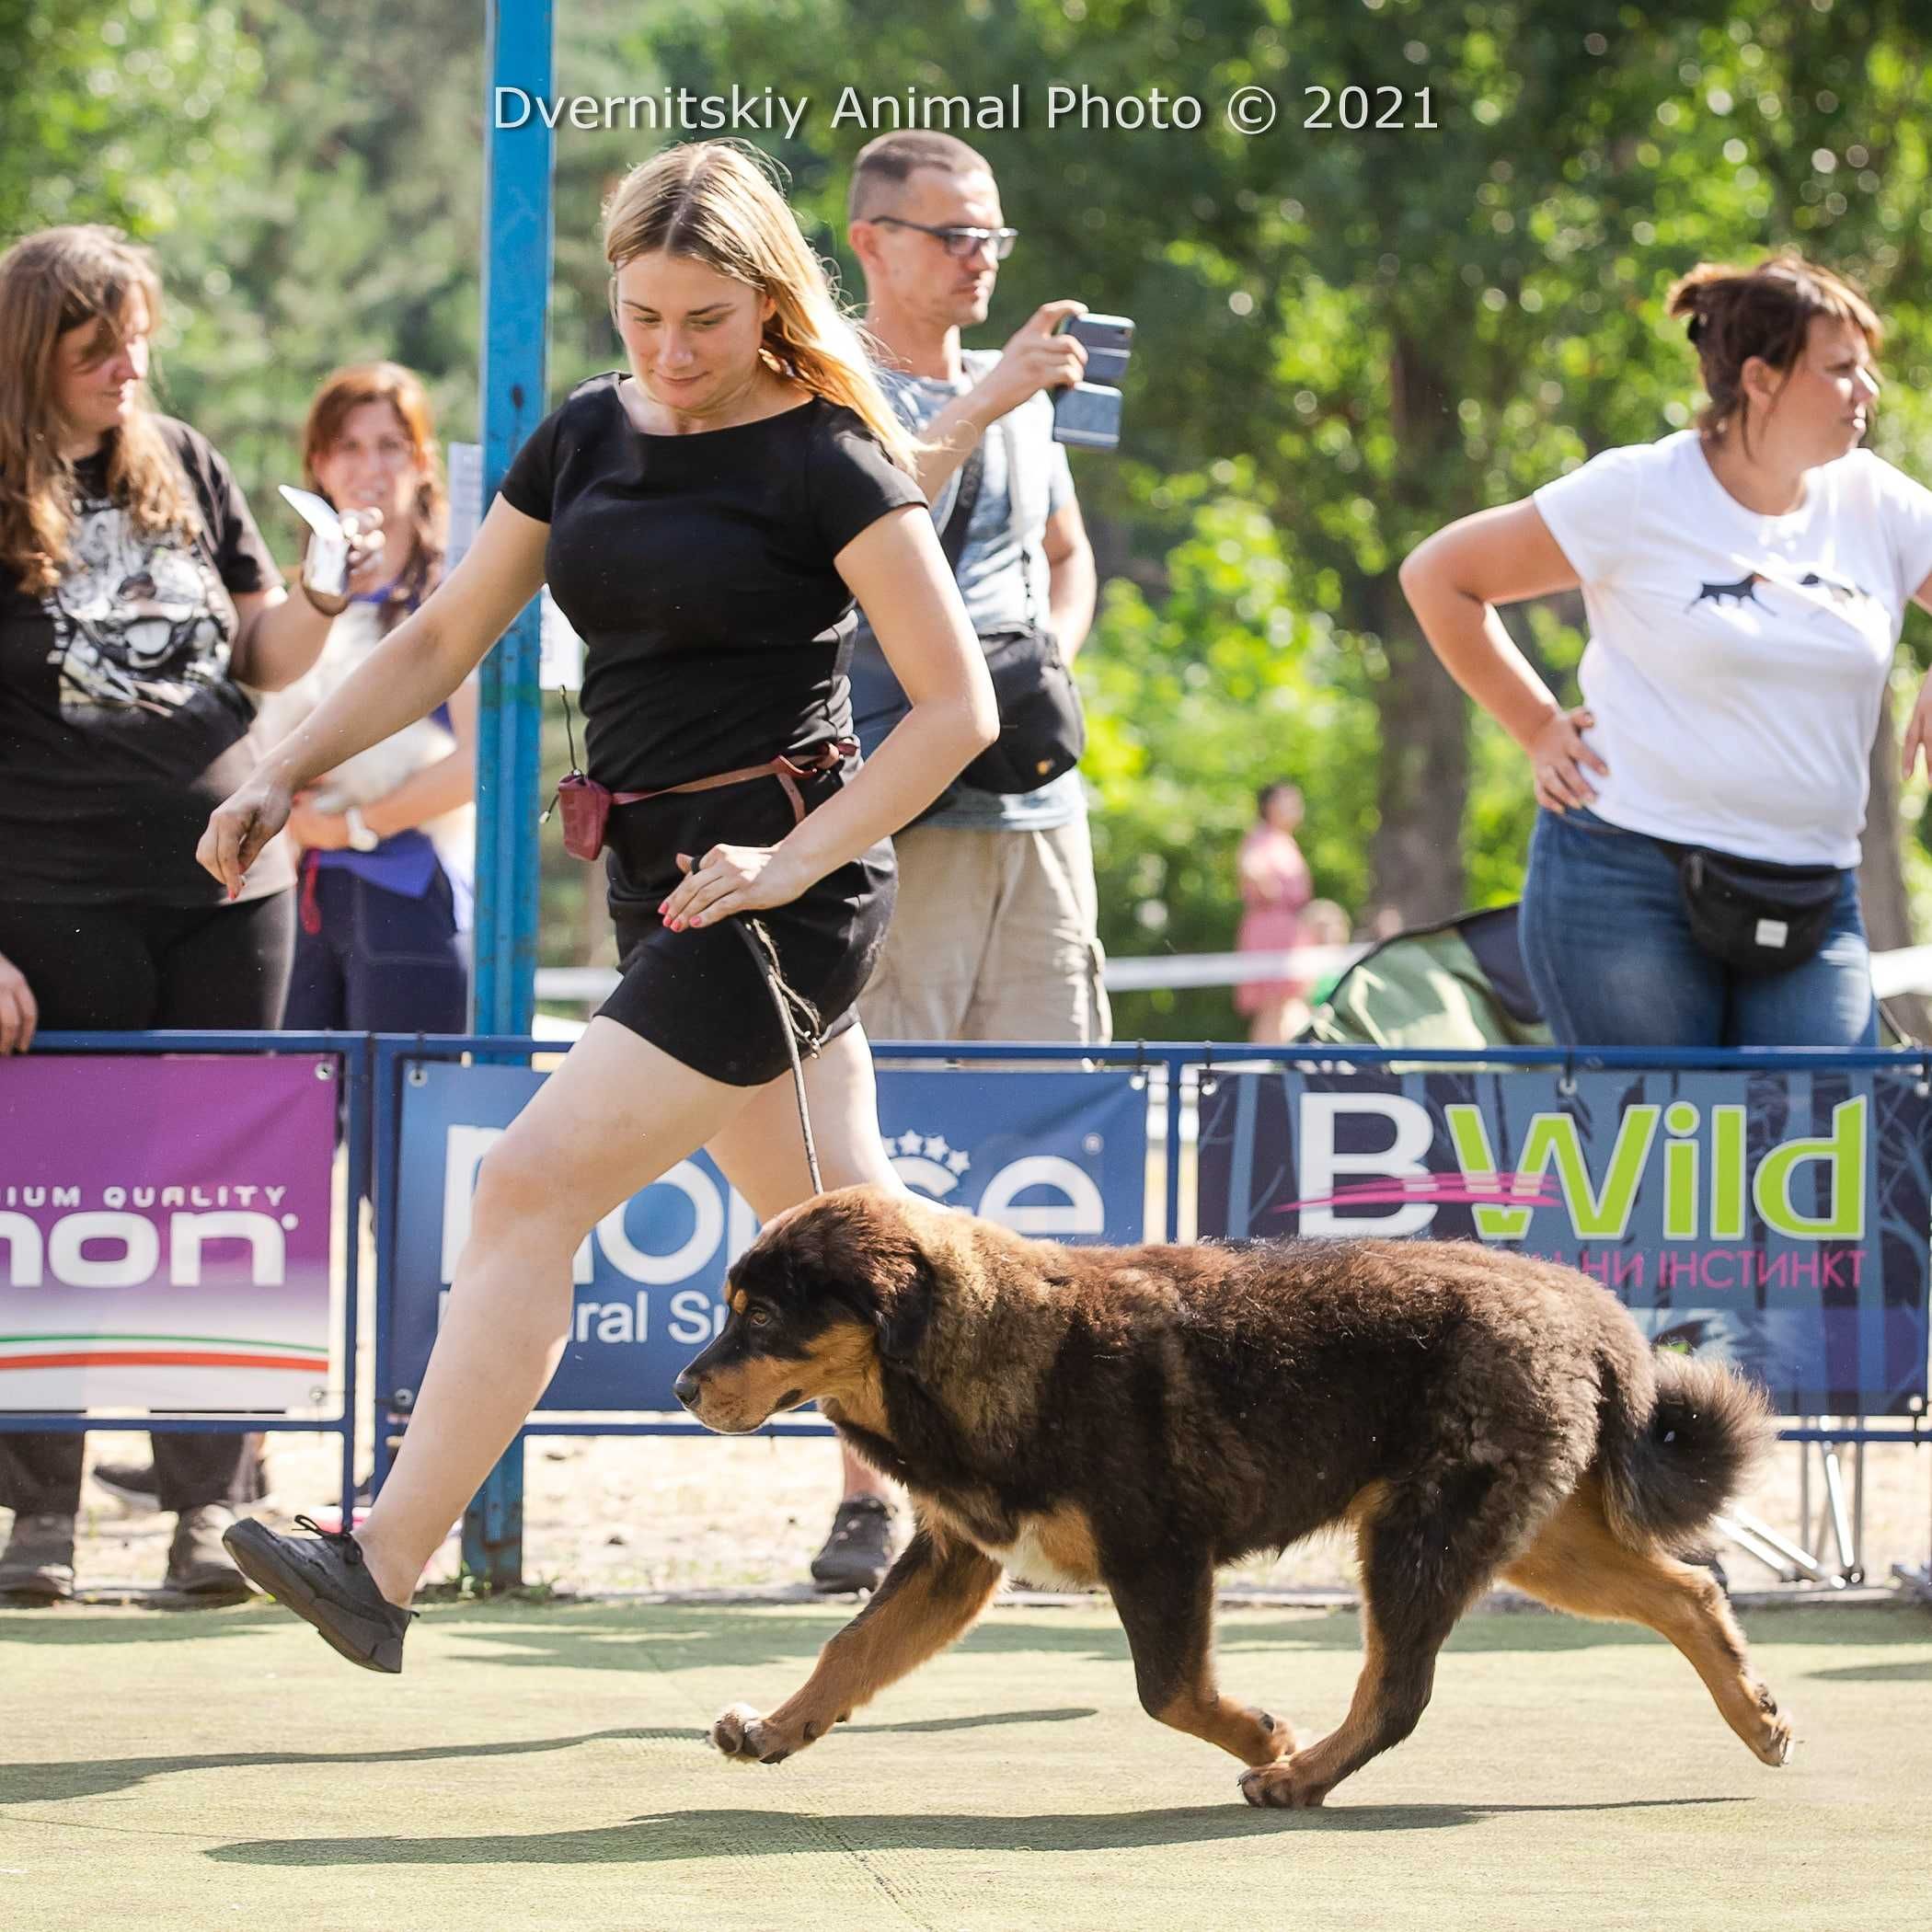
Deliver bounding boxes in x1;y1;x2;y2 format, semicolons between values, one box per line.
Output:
0;1055;338;1415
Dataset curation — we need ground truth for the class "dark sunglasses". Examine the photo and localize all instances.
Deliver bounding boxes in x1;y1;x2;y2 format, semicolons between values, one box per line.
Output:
869;216;1018;262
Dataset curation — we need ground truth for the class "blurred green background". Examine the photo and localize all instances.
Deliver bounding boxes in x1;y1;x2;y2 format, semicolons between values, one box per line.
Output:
9;0;1932;1036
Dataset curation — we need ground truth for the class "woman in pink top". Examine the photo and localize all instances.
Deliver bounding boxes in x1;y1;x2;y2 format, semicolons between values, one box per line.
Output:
1234;781;1313;1042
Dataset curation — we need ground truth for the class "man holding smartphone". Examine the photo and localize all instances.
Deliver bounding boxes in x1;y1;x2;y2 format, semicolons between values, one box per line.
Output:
845;130;1108;1047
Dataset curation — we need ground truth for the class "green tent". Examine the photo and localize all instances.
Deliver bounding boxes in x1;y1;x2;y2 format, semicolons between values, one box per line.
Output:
1305;904;1549;1050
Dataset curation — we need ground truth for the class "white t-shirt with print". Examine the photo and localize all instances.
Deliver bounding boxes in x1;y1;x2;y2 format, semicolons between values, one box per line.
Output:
1533;430;1932;866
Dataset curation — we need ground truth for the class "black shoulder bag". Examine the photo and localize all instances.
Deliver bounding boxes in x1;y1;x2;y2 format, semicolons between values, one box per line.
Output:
951;416;1087;796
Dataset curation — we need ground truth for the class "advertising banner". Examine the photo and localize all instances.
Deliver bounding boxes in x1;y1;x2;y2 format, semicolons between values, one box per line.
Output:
387;1063;1146;1412
1197;1065;1931;1416
0;1055;339;1414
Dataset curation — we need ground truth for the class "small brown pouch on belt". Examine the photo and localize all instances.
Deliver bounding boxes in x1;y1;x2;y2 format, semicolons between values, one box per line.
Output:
543;695;855;862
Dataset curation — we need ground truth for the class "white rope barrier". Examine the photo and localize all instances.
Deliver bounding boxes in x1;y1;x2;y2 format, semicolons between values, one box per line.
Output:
533;941;1932;1013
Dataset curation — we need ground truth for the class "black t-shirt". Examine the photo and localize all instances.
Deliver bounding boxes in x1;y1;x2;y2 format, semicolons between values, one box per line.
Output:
0;416;284;905
498;374;925;793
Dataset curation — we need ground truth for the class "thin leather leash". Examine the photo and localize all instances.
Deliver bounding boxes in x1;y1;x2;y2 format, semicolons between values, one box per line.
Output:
730;916;824;1194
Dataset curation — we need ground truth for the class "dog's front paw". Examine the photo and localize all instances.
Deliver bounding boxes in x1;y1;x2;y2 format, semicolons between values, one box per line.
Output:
1238;1755;1330;1810
709;1703;793;1765
1753;1689;1796;1767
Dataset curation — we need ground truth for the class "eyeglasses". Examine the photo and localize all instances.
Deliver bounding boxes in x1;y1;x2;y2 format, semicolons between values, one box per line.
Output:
868;216;1018;262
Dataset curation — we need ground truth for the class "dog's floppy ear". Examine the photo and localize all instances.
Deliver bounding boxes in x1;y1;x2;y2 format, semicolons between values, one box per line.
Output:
873;1257;934;1369
810;1190;934;1370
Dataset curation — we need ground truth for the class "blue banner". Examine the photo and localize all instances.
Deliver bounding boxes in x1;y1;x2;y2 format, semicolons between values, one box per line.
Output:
386;1064;1145;1412
1197;1065;1931;1416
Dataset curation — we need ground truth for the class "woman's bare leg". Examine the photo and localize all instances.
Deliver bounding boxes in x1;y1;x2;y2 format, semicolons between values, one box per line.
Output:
705;1021;904;1511
354;1018;753;1605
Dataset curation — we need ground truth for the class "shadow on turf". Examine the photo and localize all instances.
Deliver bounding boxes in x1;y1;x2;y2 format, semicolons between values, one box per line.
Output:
203;1795;1753;1866
327;1603;1931;1676
0;1710;1097;1806
845;1705;1095;1733
0;1731;661;1806
1802;1656;1932;1682
6;1602;1921;1681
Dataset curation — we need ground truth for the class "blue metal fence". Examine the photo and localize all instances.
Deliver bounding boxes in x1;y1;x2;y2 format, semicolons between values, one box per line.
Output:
6;1031;1927;1589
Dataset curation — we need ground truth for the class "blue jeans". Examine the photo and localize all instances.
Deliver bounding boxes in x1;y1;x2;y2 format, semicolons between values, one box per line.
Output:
1519;808;1877;1050
282;862;469;1033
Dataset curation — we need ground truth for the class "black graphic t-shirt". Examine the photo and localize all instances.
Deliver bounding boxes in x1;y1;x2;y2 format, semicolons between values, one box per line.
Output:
0;416;287;904
498;374;925;793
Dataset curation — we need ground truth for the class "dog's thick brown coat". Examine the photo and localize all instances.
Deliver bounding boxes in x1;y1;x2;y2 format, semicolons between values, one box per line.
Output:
679;1188;1790;1807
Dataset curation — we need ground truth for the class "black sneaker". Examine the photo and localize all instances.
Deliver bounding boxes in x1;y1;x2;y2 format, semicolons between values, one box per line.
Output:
223;1513;415;1673
810;1495;896;1593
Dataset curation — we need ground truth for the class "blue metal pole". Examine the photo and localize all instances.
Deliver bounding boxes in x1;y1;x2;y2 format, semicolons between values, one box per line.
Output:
465;0;555;1591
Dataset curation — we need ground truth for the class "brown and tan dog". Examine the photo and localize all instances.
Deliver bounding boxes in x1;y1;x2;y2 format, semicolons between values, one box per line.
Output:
673;1186;1792;1808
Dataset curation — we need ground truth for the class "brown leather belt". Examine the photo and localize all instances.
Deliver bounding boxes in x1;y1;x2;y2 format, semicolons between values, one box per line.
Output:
609;738;856;827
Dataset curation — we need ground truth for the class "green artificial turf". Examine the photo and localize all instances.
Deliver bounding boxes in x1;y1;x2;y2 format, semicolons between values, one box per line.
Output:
3;1597;1927;1930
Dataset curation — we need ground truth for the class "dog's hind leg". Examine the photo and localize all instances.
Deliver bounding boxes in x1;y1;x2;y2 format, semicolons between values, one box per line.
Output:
1110;1558;1293;1767
1500;1481;1793;1767
711;1517;1004;1766
1240;1479;1515;1810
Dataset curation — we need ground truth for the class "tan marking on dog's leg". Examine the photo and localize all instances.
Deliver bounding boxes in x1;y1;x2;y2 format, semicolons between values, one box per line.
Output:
1023;1504;1104;1588
1157;1687;1294;1765
1244;1498;1489;1811
1239;1618;1389;1808
1501;1484;1793;1766
1343;1478;1391;1528
1112;1561;1291;1767
717;1523;1004;1764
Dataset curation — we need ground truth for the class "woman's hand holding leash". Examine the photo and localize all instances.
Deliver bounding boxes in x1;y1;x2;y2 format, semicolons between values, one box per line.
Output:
661;844;811;931
197;772;295;900
1527;705;1609;813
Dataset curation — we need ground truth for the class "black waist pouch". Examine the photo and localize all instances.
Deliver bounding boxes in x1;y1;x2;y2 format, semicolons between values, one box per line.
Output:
1669;845;1843;976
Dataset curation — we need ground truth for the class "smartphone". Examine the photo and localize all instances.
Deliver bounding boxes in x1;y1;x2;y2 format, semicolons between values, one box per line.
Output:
279;484;350;598
1063;313;1135;386
1052;381;1124;450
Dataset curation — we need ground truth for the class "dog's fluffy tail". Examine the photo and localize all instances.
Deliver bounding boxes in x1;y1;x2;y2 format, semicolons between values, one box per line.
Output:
1599;1350;1776;1552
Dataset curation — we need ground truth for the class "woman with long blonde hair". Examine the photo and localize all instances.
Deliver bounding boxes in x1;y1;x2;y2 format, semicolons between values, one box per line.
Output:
0;225;376;1604
205;142;995;1668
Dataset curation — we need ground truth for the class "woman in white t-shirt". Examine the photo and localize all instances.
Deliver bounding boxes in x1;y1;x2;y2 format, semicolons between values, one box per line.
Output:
1399;254;1932;1048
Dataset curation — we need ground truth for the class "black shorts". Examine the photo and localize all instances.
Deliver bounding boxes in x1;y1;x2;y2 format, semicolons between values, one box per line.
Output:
597;759;896;1086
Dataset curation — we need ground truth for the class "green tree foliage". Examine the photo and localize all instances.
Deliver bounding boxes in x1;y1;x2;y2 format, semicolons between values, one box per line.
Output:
0;2;259;242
